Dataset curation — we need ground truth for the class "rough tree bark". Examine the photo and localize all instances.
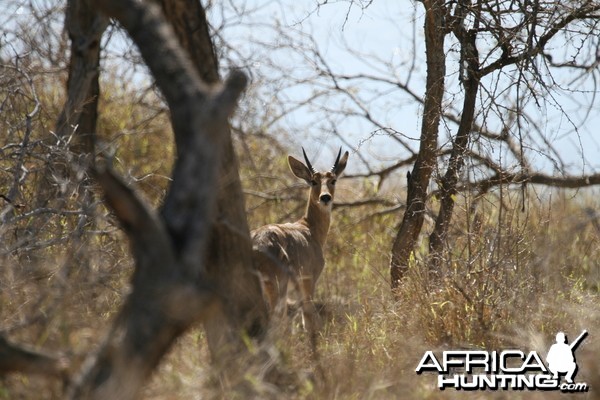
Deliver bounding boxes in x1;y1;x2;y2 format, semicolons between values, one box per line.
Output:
67;0;249;398
34;0;107;211
390;0;447;291
56;0;108;151
405;0;600;279
157;0;269;365
428;0;481;270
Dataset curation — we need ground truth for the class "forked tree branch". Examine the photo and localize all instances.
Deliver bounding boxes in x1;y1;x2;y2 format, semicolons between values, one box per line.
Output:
390;0;448;291
155;1;271;374
428;0;482;268
67;0;247;398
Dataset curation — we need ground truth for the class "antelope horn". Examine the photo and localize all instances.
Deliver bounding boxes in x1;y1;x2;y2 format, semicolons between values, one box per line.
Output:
302;147;316;174
331;147;342;173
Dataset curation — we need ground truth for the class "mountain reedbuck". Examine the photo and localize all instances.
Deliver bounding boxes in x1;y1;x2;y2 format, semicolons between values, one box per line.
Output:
252;148;349;332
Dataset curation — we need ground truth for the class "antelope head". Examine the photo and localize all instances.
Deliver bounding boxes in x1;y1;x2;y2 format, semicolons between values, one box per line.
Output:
288;147;349;210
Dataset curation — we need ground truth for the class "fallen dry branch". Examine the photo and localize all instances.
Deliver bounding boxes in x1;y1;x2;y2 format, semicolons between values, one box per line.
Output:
0;335;68;378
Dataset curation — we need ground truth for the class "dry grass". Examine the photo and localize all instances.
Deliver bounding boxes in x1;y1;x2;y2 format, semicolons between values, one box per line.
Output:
144;176;600;399
1;64;600;399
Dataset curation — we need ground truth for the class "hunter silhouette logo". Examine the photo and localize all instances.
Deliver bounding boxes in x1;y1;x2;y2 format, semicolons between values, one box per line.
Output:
416;330;589;392
546;330;587;384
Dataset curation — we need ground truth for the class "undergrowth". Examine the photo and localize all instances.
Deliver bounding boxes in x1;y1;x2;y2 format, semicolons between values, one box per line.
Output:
1;60;599;400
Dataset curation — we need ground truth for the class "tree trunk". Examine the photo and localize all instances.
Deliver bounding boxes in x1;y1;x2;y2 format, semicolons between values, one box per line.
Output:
429;4;481;272
158;0;269;352
56;0;107;151
68;1;249;398
390;0;447;292
36;0;106;208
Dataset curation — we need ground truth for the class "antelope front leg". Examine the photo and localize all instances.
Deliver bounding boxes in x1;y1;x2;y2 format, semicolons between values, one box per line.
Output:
261;278;279;313
298;275;322;361
298;275;321;333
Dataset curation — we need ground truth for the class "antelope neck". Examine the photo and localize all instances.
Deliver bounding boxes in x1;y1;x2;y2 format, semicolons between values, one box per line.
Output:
301;199;331;247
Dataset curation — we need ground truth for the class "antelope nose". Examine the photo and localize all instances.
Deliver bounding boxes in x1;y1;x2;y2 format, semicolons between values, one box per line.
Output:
320;193;332;204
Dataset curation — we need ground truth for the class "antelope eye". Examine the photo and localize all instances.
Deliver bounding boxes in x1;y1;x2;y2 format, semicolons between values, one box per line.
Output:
330;179;337;185
310;180;318;186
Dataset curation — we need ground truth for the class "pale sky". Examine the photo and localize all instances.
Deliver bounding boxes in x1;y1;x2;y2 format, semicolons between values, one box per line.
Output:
3;0;598;177
209;0;600;177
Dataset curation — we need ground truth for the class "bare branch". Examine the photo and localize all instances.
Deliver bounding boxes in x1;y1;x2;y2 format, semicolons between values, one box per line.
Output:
478;2;600;77
465;171;600;193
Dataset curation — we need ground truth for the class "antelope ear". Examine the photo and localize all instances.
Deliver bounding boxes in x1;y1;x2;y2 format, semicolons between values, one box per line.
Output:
288;156;312;182
332;151;349;177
